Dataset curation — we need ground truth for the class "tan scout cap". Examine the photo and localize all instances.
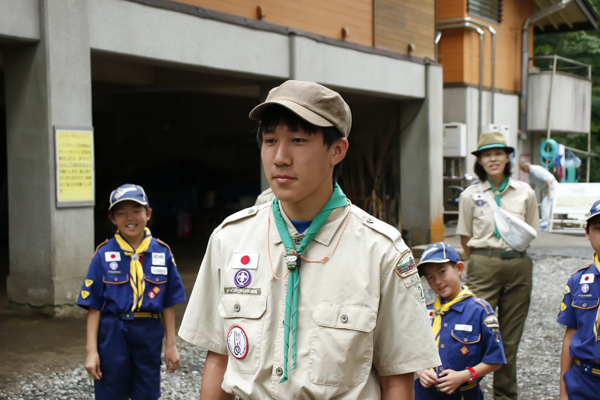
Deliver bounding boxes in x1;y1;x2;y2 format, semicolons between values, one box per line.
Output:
471;131;515;157
249;80;352;138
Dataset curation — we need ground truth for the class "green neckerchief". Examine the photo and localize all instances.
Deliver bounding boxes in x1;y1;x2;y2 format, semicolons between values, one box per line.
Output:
271;183;349;383
487;177;510;238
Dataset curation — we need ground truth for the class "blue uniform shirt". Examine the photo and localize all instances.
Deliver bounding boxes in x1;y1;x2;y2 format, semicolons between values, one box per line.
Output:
427;296;506;374
557;263;600;364
77;237;187;313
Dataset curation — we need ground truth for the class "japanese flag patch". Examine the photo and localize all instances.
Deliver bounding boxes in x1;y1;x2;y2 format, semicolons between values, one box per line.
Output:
472;193;486;207
580;273;595;284
105;252;121;262
231;251;259;270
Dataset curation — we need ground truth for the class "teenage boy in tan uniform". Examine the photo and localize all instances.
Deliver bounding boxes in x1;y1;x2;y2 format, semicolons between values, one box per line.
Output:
179;80;440;399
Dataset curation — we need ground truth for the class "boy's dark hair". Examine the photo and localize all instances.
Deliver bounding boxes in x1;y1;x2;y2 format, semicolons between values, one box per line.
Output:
585;214;600;233
256;105;344;181
109;202;150;216
473;150;513;181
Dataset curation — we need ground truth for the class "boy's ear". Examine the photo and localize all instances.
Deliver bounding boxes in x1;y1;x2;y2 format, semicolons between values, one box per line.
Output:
330;137;349;166
455;261;465;274
109;213;117;226
146;207;153;220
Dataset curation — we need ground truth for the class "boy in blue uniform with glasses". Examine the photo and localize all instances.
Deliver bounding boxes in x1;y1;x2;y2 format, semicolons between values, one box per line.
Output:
557;199;600;399
415;243;506;399
77;184;187;400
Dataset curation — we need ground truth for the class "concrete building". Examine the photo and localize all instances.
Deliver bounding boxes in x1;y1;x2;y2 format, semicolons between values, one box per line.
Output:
0;0;444;313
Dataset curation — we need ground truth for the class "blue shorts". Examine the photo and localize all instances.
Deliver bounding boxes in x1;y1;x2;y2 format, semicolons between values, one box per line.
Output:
414;379;484;400
95;313;164;400
564;364;600;399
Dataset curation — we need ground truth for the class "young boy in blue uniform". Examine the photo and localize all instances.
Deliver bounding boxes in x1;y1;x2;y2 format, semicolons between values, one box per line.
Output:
415;243;506;399
557;199;600;399
77;184;187;400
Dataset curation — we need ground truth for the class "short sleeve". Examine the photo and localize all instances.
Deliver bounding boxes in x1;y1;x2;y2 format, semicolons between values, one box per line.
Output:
372;257;441;375
456;190;473;237
77;253;104;311
478;307;507;365
524;187;540;230
178;234;228;355
164;252;187;308
557;277;576;329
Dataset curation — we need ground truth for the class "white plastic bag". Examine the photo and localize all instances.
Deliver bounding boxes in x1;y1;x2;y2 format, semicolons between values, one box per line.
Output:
479;184;537;252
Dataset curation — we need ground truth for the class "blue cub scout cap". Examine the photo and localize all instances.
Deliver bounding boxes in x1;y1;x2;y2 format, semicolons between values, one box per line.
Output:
109;184;149;210
586;199;600;222
417;243;461;276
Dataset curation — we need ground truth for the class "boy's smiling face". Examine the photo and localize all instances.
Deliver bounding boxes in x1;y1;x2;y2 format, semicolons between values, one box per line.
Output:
261;123;347;214
109;200;151;246
586;218;600;255
422;262;464;301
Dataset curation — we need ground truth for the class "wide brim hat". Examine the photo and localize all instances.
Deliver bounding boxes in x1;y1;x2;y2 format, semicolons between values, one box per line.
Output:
471;131;515;157
417;242;462;276
586;199;600;222
109;184;149;210
249;80;352;138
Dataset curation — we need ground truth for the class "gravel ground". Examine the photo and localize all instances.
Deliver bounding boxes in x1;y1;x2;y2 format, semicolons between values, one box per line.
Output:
0;254;587;399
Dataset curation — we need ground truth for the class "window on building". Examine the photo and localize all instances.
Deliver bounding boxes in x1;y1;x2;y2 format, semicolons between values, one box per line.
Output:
468;0;503;24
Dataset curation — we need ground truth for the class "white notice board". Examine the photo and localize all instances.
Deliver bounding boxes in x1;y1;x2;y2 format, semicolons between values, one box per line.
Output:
550;183;600;232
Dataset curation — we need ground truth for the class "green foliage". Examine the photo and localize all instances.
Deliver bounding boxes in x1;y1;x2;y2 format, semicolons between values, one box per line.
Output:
533;0;600;181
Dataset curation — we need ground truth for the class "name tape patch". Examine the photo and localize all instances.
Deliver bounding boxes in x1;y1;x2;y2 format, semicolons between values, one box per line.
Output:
151;266;168;275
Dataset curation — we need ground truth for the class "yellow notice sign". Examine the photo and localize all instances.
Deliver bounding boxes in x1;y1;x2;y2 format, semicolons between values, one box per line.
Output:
55;128;95;206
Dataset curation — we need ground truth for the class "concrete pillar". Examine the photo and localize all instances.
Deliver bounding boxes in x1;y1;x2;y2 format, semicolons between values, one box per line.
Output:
400;64;444;246
4;0;93;314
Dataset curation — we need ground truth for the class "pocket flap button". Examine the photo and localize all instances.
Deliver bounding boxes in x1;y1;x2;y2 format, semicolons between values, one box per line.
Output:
341;315;348;323
234;304;241;312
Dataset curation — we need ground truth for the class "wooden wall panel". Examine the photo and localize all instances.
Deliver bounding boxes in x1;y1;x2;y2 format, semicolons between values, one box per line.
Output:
374;0;436;59
174;0;373;46
437;0;535;93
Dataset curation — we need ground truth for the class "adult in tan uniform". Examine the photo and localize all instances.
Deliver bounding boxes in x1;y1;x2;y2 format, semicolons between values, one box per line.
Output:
457;132;539;400
179;80;440;399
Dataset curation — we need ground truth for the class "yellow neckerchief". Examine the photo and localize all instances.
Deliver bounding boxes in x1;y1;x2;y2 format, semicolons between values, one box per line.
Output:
594;253;600;340
432;286;476;347
114;227;153;311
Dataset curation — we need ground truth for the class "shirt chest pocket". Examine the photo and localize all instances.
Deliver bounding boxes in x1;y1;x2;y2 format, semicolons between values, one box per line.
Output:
502;203;526;219
102;274;129;302
144;273;167;285
447;331;481;370
308;302;377;387
218;295;267;374
572;298;600;310
473;206;494;237
103;274;129;285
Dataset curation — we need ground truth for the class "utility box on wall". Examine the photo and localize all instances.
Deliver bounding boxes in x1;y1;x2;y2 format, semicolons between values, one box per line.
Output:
443;123;467;157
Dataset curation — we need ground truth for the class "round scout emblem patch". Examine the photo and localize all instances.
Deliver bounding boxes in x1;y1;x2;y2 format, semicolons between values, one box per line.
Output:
109;262;118;270
227;326;248;359
476;200;484;207
581;283;590;294
234;269;251;288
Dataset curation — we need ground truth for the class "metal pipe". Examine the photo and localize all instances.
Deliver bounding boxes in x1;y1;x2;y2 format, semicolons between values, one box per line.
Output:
520;0;573;134
437;18;497;123
437;23;485;136
435;31;442;62
545;55;558;142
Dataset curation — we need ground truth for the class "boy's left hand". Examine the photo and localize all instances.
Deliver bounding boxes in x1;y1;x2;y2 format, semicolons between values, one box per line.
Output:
435;369;470;394
165;344;180;373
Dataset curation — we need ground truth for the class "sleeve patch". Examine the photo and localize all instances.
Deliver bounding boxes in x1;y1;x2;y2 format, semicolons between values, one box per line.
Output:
395;251;417;278
483;315;499;328
403;273;421;287
564;285;570;294
560;302;567;313
81;290;90;299
414;283;426;302
85;279;94;287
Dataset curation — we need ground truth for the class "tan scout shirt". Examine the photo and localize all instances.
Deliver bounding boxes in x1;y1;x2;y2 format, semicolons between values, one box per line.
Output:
456;178;539;250
179;201;440;399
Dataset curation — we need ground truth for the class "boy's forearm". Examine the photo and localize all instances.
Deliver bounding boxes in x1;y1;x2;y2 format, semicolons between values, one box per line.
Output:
86;308;101;353
460;236;472;258
471;362;502;378
380;373;414;400
560;327;576;398
162;306;177;347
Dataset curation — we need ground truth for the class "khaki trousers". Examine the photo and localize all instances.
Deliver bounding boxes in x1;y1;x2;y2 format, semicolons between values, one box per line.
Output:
466;253;533;400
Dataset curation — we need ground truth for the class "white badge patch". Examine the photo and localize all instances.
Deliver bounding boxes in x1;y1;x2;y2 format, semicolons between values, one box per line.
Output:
227;326;248;359
454;324;473;332
105;252;121;262
580;273;595;284
414;283;426;302
151;266;168;275
403;273;421;288
472;193;486;207
152;253;166;266
231;251;259;269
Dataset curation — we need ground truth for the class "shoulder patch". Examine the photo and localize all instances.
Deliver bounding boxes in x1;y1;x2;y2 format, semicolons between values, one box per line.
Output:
395;250;418;278
564;285;570;294
483;314;500;328
93;239;109;257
